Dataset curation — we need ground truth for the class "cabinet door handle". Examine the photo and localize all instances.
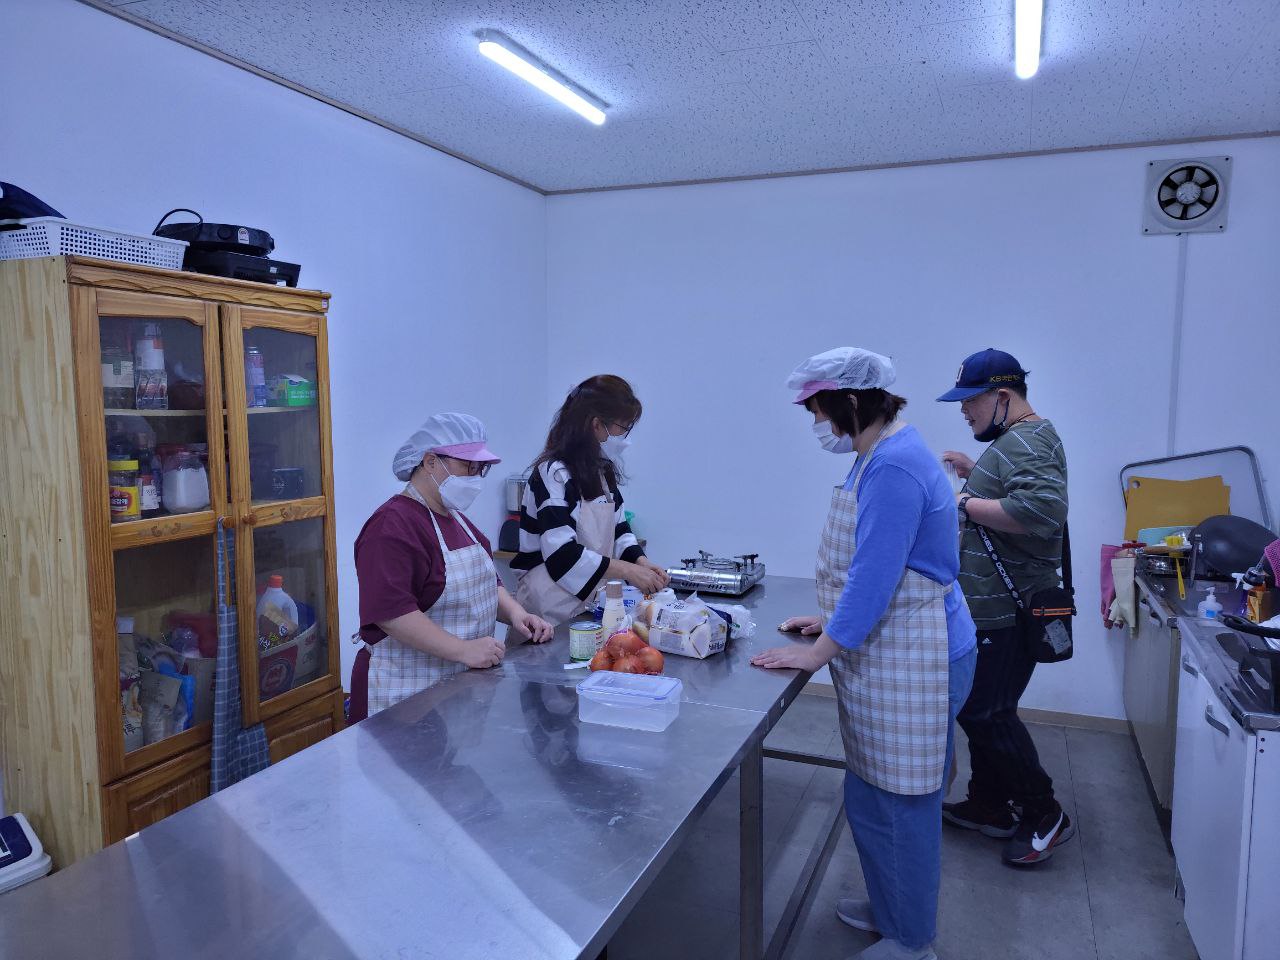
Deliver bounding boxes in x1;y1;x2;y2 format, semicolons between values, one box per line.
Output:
1181;657;1198;677
1204;705;1231;737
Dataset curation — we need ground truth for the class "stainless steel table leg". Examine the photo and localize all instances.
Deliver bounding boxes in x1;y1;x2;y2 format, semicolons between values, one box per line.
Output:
741;740;764;960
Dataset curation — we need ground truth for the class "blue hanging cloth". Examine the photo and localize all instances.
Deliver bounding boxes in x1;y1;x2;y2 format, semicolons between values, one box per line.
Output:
211;521;271;792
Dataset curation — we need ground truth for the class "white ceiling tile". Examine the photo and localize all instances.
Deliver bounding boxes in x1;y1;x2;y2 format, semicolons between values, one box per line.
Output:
816;21;930;69
727;40;840;101
689;0;814;52
920;0;1009;24
922;14;1014;87
791;0;926;37
939;81;1032;155
120;0;1280;190
1029;37;1145;149
840;59;941;111
1220;38;1280;127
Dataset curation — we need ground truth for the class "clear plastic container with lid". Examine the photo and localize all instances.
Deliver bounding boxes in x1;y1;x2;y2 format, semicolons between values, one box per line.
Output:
577;671;682;732
161;449;210;514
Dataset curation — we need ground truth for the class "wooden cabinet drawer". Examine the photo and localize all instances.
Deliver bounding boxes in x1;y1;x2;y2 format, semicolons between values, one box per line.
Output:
264;689;344;765
102;745;211;844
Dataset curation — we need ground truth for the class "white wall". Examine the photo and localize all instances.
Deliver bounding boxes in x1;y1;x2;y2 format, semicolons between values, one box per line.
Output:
3;0;548;684
546;137;1280;719
7;0;1276;720
1176;152;1280;519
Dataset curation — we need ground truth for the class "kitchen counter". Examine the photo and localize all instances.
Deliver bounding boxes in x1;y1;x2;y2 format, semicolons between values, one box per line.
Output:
0;576;824;960
1138;574;1279;732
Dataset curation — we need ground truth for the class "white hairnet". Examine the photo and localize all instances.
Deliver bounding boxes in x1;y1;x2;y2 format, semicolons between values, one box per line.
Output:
786;347;896;403
391;412;500;481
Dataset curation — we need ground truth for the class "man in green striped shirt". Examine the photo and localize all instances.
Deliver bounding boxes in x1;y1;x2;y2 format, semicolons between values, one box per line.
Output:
937;349;1074;868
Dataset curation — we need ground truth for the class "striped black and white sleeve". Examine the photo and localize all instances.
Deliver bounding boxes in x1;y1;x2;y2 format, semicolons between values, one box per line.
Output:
608;481;645;563
515;462;610;600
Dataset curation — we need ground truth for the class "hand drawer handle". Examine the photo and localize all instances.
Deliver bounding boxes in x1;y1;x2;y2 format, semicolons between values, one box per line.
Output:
1204;705;1231;737
1181;658;1198;677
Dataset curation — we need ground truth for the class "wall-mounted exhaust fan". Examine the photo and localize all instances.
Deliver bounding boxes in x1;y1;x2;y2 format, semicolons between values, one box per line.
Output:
1142;156;1231;235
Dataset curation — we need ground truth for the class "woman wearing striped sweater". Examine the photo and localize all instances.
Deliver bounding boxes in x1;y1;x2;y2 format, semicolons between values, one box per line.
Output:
513;375;670;625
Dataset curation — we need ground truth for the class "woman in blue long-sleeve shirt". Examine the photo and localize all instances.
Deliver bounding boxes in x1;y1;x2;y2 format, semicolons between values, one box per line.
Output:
753;347;978;960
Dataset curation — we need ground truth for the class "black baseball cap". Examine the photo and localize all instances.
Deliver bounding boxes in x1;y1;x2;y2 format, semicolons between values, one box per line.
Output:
937;348;1029;402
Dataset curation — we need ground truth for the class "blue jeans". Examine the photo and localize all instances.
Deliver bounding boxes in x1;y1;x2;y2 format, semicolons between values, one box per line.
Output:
843;647;977;950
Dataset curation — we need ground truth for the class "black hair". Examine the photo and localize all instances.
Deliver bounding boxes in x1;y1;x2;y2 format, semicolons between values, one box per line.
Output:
806;388;908;436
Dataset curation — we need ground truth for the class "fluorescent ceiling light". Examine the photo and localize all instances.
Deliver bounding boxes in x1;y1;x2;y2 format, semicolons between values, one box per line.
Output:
477;33;606;125
1015;0;1043;79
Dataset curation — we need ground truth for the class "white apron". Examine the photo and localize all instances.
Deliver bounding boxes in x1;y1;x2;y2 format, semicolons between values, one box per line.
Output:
818;422;951;796
366;486;500;716
515;489;617;626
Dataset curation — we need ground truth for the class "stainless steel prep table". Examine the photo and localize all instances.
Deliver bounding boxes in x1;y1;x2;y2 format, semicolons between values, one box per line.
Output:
0;576;831;960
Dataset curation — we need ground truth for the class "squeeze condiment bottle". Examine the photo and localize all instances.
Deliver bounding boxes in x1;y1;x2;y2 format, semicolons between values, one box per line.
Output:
601;580;627;639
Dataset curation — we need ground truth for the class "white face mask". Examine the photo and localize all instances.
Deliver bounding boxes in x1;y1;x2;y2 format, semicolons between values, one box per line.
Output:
601;434;631;463
813;420;854;454
432;469;484;512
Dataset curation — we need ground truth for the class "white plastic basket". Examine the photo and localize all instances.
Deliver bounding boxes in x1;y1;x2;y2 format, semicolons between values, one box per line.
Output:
0;217;187;269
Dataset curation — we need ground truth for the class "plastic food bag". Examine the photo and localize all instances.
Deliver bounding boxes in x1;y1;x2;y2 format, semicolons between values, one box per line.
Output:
706;601;757;639
158;663;195;732
644;594;731;659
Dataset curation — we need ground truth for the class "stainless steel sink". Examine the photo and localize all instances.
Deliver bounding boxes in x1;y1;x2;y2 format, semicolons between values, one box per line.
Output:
1144;577;1243;622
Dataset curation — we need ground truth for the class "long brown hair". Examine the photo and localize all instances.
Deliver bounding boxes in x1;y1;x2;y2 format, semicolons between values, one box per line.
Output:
534;375;642;500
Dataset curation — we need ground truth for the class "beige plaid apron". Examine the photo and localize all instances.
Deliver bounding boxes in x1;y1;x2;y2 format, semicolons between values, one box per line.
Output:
366;486;499;716
818;423;950;796
515;491;616;626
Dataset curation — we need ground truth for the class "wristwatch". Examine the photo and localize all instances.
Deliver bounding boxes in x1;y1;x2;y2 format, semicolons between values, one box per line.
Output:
957;495;973;523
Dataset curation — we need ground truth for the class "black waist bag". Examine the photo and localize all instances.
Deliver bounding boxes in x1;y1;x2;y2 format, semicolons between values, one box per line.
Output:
975;522;1075;663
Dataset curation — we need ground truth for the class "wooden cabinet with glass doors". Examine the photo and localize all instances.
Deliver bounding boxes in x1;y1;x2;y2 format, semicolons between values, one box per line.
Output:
0;256;344;870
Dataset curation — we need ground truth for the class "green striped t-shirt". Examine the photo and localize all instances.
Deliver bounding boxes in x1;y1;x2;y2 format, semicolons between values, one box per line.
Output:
959;419;1068;629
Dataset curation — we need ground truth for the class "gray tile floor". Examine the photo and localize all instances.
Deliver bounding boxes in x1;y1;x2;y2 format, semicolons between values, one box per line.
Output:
607;693;1196;960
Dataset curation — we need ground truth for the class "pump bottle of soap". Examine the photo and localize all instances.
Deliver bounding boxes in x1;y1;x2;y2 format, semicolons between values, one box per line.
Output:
1196;586;1223;620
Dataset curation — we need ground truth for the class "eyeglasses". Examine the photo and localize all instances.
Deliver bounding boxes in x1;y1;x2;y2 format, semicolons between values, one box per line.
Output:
440;456;492;478
607;421;635;439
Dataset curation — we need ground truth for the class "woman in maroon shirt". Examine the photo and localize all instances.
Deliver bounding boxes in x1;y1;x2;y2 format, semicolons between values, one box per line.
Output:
349;413;552;720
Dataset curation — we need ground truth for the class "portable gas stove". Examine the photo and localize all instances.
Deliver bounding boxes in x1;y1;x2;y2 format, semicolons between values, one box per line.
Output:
665;551;766;597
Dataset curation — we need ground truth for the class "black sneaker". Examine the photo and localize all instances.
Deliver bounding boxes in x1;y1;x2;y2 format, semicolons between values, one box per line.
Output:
1002;803;1075;866
942;797;1020;838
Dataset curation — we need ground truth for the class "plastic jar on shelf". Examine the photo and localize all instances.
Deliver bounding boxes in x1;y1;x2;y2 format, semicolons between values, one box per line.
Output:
108;458;140;522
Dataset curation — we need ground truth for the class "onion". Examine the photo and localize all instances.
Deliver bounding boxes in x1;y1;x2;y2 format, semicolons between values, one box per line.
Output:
589;649;614;672
605;631;646;658
634;645;664;675
612;654;645;673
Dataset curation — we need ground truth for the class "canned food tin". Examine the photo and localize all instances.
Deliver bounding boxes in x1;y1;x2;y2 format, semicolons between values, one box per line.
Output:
569;620;603;661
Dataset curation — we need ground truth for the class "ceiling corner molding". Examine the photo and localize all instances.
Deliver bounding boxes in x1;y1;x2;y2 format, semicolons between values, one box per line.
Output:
545;130;1280;196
